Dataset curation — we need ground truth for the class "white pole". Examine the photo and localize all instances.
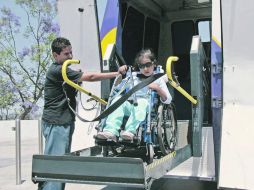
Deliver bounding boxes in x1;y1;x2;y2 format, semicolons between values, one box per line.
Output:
15;119;21;185
38;119;43;154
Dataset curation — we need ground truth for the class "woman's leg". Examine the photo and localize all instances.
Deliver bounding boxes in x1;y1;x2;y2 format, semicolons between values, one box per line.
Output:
103;100;131;136
124;98;149;134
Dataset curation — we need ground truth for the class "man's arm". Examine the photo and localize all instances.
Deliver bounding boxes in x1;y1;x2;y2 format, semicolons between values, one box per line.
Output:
79;65;127;82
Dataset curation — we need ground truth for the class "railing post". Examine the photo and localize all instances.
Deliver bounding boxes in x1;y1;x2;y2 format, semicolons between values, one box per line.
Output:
190;35;205;157
38;119;43;154
15;118;21;185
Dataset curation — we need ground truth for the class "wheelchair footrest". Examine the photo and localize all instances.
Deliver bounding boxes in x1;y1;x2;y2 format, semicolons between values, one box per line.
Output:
119;136;141;147
94;135;118;146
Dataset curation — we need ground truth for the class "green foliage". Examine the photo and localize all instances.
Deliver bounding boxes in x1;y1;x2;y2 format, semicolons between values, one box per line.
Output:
0;0;59;119
0;77;18;119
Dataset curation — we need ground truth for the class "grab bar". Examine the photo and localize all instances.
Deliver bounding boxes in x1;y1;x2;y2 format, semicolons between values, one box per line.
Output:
166;56;197;105
62;59;107;105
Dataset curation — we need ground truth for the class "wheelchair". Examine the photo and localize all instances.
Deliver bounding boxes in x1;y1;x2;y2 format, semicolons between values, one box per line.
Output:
95;67;178;163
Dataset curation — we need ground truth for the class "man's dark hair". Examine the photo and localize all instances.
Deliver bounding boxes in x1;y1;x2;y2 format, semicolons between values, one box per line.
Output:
51;37;71;55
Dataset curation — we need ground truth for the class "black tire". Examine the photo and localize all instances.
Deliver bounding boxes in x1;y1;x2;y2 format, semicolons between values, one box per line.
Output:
157;103;177;155
146;143;154;164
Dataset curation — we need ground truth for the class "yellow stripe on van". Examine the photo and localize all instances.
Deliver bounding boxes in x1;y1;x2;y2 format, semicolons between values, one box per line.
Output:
101;27;117;57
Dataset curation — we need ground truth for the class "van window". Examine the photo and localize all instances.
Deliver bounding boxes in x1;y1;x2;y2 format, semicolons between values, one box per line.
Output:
121;6;144;65
198;20;211;42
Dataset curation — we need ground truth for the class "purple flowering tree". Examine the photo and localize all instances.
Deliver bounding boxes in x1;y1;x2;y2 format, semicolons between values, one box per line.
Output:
0;0;59;119
0;78;19;119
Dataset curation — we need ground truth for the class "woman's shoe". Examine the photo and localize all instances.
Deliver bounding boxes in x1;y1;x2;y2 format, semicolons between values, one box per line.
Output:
121;131;134;141
96;131;117;142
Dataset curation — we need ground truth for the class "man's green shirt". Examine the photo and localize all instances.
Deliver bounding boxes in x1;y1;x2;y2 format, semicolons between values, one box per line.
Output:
42;62;83;125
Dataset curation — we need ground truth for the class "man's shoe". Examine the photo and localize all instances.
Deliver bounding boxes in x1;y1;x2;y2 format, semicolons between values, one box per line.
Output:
97;131;117;142
121;131;134;141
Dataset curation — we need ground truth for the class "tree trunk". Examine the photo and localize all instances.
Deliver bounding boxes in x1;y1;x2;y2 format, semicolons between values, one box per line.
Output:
19;107;32;120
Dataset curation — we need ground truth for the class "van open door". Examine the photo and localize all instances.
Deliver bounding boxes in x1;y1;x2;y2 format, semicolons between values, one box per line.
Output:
219;0;254;189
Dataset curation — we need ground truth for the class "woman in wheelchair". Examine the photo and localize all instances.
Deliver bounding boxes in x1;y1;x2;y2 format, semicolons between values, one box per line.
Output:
96;49;172;142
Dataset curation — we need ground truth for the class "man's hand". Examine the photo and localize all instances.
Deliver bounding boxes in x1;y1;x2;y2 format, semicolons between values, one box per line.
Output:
118;65;128;75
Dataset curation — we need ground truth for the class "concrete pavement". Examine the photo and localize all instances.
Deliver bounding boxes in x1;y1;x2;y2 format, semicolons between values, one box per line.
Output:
0;120;107;190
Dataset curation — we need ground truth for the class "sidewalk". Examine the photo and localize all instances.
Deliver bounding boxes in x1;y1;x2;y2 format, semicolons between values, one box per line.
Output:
0;120;107;190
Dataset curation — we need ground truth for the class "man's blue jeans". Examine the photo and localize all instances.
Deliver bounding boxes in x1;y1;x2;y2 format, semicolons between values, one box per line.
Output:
38;121;75;190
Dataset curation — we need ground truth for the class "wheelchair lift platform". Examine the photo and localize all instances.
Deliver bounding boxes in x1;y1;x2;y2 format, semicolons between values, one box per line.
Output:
32;121;215;190
165;126;215;181
32;144;191;189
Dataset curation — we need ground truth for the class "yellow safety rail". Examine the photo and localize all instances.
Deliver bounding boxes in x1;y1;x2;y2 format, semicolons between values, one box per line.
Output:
62;59;107;105
166;56;197;105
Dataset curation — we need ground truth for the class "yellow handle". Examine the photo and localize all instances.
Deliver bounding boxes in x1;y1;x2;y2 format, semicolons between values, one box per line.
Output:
62;59;107;105
166;56;198;105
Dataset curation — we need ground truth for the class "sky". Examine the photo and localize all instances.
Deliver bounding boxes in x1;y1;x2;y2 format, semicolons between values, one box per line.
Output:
0;0;107;45
0;0;31;51
0;0;19;11
0;0;107;27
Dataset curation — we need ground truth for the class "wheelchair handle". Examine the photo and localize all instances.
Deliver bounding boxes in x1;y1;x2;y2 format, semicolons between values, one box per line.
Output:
166;56;198;105
62;59;107;105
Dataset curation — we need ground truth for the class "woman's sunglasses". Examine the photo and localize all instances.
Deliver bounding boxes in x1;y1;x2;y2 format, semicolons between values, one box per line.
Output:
138;61;154;69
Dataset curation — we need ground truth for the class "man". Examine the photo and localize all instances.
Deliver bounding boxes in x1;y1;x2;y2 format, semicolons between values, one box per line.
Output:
39;37;127;190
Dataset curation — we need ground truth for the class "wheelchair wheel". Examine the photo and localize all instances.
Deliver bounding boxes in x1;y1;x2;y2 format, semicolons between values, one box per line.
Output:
157;103;177;155
146;143;154;164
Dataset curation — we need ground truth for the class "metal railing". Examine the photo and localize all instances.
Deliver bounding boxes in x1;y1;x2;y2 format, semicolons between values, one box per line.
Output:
15;119;21;185
13;119;43;185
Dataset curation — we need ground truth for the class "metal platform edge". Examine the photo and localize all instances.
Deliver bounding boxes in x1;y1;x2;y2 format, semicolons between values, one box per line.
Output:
146;144;192;180
32;154;146;188
32;145;192;189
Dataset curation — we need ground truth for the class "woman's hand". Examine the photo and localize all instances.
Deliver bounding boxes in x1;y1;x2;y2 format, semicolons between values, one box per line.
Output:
148;82;160;91
148;82;168;102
